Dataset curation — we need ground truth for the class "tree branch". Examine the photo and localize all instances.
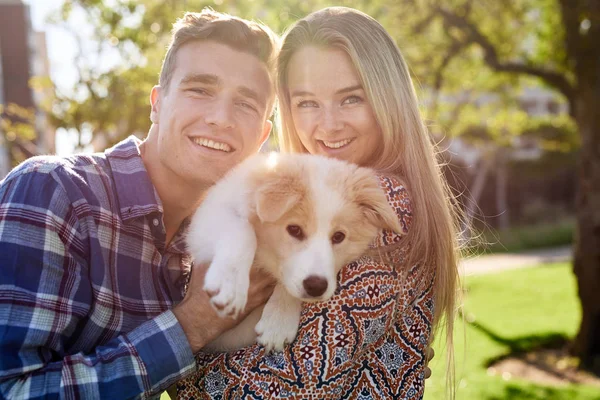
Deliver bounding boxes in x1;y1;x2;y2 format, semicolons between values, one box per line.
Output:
435;6;575;106
429;35;469;122
558;0;580;63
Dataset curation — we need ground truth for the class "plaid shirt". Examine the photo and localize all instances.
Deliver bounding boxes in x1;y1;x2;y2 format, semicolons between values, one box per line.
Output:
0;136;196;399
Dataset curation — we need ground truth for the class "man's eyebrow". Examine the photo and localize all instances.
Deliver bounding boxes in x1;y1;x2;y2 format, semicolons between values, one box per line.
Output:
180;73;220;86
179;74;265;106
238;86;265;107
290;84;363;98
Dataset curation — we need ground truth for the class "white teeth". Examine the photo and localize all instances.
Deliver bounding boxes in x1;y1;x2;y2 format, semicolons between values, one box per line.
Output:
192;137;232;152
322;139;352;149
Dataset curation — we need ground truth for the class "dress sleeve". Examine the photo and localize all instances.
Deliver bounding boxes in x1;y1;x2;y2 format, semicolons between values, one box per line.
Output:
176;175;434;399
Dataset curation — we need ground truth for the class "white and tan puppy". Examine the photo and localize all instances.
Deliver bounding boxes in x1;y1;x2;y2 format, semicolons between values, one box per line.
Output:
187;153;402;352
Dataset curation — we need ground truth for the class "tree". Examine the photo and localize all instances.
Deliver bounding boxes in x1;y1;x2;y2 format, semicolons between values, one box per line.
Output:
381;0;600;373
0;103;40;176
455;106;577;235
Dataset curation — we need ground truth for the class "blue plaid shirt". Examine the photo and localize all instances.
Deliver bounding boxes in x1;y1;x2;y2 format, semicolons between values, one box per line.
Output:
0;136;195;399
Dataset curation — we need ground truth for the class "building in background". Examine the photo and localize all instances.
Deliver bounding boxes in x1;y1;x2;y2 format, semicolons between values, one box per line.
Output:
0;0;54;178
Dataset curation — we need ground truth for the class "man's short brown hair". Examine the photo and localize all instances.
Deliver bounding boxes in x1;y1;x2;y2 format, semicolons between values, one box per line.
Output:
159;8;280;91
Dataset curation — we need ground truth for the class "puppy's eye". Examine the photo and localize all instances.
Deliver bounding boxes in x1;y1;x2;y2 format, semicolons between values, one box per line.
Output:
331;231;346;244
286;225;305;240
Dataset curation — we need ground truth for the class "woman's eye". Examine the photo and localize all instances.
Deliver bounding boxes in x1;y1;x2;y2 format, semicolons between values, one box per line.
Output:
342;95;362;105
297;100;318;108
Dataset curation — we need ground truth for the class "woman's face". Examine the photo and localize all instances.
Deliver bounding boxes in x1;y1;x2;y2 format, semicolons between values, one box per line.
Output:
286;46;383;166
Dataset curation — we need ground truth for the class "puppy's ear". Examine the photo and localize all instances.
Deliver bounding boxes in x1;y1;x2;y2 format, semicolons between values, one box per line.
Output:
254;176;303;223
349;169;403;234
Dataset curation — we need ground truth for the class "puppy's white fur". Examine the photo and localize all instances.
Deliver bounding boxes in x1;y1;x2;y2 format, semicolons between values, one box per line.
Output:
187;153;402;352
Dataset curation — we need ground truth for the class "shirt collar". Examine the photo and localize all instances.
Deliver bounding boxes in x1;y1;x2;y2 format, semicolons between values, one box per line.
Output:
105;135;163;222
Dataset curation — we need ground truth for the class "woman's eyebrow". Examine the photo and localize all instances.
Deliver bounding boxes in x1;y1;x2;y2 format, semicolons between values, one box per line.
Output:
335;84;362;94
290;89;314;98
291;84;363;98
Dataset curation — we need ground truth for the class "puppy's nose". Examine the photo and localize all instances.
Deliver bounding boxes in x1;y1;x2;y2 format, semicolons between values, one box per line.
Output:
303;275;328;297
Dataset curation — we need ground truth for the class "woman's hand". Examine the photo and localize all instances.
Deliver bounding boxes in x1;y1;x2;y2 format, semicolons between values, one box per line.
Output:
424;345;435;379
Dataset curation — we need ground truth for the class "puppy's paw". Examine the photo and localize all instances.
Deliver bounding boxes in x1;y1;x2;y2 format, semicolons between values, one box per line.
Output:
203;260;250;319
255;309;300;352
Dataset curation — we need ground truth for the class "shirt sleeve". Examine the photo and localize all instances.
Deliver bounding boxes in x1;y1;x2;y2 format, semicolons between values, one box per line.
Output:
176;175;434;399
0;166;195;400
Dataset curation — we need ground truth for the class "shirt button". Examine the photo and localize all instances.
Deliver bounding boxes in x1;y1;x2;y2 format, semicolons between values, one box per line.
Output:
152;218;159;227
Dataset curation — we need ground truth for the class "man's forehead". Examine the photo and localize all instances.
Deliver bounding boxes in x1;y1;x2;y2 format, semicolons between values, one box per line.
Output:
174;41;274;99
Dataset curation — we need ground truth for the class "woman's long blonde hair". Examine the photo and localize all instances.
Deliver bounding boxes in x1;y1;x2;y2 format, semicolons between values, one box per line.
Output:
276;7;462;397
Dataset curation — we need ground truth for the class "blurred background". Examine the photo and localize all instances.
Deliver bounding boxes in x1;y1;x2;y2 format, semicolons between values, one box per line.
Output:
0;0;598;399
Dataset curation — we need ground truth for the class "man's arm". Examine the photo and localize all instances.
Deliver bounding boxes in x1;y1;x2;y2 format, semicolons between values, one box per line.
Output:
0;168;198;399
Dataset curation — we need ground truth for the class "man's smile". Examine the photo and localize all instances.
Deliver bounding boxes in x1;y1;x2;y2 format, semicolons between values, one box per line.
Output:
190;136;233;152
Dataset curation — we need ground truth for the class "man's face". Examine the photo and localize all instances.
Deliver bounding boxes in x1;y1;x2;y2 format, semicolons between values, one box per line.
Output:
149;40;273;186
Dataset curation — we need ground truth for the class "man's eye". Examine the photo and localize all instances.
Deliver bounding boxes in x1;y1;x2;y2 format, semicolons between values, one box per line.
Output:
342;95;362;105
189;88;209;95
239;102;257;112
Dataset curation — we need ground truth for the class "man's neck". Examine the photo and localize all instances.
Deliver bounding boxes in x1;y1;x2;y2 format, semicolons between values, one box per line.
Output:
139;136;209;245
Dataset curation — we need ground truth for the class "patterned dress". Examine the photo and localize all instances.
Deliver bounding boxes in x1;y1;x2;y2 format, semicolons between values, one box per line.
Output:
176;176;434;399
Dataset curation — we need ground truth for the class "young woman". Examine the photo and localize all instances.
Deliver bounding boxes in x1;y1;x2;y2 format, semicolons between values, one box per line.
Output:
177;7;461;399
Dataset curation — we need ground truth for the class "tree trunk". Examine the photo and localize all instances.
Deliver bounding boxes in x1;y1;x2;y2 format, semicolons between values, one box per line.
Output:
556;0;600;374
0;140;10;179
463;150;493;239
571;54;600;375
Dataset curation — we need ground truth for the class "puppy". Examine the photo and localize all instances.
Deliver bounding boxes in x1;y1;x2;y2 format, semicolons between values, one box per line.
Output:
187;152;402;352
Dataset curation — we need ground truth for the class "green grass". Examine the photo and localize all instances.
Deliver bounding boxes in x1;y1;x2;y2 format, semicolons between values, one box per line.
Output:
474;219;574;254
424;263;599;400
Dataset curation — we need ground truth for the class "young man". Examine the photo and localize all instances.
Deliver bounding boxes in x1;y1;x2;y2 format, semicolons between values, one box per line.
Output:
0;9;278;399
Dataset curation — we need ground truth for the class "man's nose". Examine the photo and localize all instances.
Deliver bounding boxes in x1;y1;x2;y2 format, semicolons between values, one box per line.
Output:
204;98;235;129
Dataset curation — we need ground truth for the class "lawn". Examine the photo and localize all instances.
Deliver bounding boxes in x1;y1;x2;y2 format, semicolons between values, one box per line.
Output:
424;263;599;400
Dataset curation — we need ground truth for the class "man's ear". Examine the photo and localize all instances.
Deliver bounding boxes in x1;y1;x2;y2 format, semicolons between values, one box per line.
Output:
259;119;273;148
150;85;161;124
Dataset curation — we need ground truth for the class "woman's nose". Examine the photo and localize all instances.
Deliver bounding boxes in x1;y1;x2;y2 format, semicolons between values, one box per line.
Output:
319;107;344;134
